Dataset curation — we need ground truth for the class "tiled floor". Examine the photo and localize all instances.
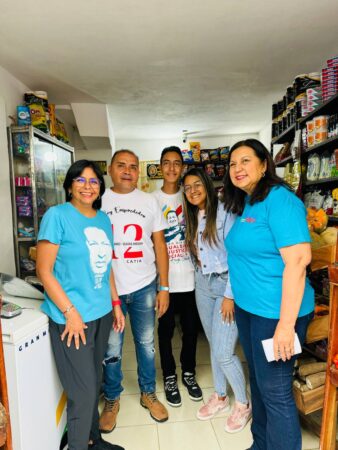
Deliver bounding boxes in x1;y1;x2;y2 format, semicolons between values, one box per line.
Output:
102;318;320;450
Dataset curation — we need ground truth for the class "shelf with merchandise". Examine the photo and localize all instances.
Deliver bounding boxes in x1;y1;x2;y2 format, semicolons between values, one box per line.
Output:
303;136;338;156
275;155;294;168
299;92;338;126
303;176;338;187
8;125;74;278
271;123;296;145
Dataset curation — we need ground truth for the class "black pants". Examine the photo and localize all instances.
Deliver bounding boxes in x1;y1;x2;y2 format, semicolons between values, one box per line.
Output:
158;290;199;378
49;312;112;450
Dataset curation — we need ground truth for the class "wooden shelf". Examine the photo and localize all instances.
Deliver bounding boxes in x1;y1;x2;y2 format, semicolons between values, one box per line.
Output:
299;92;338;126
303;177;338;186
271;123;296;145
303;136;338;156
275;155;293;167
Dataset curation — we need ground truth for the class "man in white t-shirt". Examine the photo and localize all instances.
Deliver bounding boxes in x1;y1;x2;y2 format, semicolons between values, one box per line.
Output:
152;146;202;408
99;150;169;432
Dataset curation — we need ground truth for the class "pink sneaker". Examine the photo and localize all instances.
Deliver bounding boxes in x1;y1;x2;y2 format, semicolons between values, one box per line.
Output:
224;401;252;433
197;393;230;420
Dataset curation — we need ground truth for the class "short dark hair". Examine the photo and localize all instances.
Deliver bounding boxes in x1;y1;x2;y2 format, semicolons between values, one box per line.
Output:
63;159;106;210
110;149;139;165
160;146;183;164
222;138;290;215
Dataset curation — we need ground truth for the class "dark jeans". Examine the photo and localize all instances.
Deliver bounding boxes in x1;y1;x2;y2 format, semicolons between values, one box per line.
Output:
49;312;112;450
235;304;313;450
158;290;199;378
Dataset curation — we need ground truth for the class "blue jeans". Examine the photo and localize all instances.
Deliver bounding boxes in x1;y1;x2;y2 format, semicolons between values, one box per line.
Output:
195;268;248;403
235;304;313;450
103;279;157;400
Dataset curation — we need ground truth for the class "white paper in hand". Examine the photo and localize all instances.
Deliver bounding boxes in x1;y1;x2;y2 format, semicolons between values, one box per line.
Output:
261;333;302;362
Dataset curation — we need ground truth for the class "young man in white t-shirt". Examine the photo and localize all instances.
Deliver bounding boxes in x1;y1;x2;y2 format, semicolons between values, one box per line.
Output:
99;150;169;432
152;146;202;407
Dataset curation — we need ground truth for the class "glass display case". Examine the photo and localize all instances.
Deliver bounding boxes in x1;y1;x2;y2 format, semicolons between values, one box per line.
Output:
8;126;74;278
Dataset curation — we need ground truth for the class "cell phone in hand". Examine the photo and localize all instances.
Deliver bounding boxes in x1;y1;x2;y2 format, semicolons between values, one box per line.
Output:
262;333;302;362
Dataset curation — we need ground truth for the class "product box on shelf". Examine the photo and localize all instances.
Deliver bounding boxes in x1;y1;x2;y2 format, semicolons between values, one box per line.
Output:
15;176;31;187
200;150;210;162
209;149;219;161
205;163;215;178
181;149;194;163
17;106;31;126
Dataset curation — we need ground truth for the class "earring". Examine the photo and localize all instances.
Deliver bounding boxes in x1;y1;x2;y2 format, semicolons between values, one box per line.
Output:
262;172;265;177
96;194;101;200
68;192;72;198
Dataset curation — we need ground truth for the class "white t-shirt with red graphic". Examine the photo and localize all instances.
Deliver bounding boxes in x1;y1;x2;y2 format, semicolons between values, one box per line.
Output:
101;188;167;295
152;189;194;293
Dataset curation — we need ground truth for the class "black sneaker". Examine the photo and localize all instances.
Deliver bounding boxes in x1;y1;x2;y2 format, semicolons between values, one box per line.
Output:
182;372;203;401
164;375;182;407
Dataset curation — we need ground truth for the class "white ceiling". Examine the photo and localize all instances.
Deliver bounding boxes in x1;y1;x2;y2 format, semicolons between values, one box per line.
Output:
1;0;338;139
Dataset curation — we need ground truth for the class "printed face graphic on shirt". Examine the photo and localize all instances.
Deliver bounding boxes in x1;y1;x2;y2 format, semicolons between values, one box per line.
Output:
84;227;112;289
167;210;179;227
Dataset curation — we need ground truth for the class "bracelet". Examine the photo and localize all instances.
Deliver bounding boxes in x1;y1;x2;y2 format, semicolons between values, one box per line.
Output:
159;286;169;292
63;304;74;315
112;299;122;307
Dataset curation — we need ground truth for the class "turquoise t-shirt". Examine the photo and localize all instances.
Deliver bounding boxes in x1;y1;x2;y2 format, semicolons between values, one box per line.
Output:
225;186;314;319
38;202;113;324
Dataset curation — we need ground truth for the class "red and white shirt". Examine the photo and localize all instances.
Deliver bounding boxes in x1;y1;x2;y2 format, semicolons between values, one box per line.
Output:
101;188;166;295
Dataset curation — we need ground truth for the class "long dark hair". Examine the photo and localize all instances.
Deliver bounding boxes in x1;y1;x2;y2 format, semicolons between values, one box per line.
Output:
182;168;219;257
63;159;105;210
222;139;290;215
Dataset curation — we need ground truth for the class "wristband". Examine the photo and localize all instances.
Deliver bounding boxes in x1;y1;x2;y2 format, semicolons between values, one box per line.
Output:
63;304;74;315
112;299;122;307
159;286;169;292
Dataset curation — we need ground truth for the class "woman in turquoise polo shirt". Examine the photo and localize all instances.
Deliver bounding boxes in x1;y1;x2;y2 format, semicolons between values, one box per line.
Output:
37;160;125;450
223;139;314;450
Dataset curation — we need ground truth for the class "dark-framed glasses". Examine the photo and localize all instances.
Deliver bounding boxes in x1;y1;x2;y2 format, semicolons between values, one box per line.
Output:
73;176;101;188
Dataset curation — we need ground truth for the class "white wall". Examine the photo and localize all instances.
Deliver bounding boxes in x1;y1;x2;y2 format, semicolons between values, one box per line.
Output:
0;66;31;275
259;122;272;150
116;133;259;162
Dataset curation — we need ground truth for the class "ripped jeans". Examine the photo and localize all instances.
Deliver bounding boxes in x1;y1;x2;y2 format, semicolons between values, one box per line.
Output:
103;278;157;400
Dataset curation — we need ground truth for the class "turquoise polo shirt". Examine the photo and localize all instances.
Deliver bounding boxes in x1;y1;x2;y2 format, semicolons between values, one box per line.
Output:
225;186;314;319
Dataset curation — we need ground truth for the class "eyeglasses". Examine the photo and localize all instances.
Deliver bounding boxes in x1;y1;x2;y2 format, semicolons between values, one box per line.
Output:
73;177;101;188
183;181;203;194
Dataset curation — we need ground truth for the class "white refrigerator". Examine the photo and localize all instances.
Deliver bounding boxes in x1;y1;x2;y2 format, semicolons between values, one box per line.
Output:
1;293;67;450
